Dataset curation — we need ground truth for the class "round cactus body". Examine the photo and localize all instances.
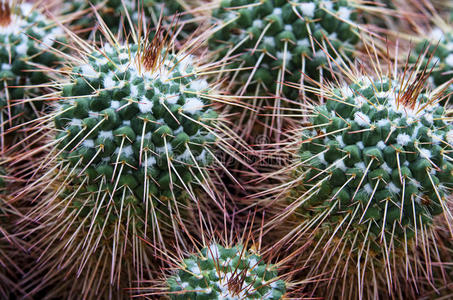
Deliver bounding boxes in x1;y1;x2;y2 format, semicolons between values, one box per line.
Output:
23;31;228;297
167;243;286;300
413;28;453;103
0;2;63;140
210;0;360;96
298;77;452;241
55;43;217;201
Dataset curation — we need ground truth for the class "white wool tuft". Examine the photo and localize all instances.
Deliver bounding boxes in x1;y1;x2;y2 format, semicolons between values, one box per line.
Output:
356;141;364;149
354;111;370;127
419;148;432;159
138;96;154;113
338;7;351;20
364;183;372;195
388;182;400;194
183;98;204;114
110;100;120;109
396;133;411;146
99;131;114;139
144;156;156;167
190;79;209;91
103;76;116;89
299;3;316;18
377;141;386;150
446;130;453;144
334;159;347;171
82;139;95;148
355;162;366;170
381;162;392;174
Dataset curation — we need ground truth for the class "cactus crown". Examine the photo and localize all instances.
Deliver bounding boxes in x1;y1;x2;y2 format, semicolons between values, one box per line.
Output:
298;76;453;241
54;38;217;203
210;0;359;94
167;243;286;300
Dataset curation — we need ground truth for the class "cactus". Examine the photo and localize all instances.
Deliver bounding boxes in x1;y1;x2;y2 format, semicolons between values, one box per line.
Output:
65;0;191;37
166;243;287;300
209;0;361;97
262;55;453;298
298;76;452;236
0;1;64;149
413;27;453;103
19;23;240;298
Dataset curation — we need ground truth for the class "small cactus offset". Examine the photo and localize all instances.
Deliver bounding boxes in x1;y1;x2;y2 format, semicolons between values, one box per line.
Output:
166;243;287;299
0;1;63;148
210;0;360;96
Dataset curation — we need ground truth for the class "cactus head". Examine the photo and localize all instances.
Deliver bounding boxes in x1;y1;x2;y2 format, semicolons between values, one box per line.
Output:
166;243;286;300
299;76;452;240
0;1;63;149
55;42;217;202
210;0;360;97
20;21;242;298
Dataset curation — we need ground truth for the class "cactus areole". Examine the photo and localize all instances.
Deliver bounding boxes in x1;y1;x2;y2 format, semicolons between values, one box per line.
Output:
54;44;217;200
299;77;453;240
167;244;286;300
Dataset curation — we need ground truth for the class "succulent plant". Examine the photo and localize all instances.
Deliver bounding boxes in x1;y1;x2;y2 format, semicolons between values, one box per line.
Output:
0;1;64;148
413;27;453;103
65;0;190;37
209;0;360;97
260;55;453;298
166;243;286;300
298;76;452;238
19;23;241;298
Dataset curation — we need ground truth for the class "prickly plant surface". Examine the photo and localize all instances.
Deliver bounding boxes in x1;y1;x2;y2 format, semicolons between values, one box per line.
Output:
413;28;453;101
0;2;63;140
299;77;452;240
167;243;286;300
66;0;185;33
55;44;217;201
210;0;359;96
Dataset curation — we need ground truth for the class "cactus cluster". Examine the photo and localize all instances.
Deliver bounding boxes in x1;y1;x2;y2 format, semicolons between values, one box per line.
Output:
210;0;359;95
167;243;286;300
0;2;63;140
2;0;453;299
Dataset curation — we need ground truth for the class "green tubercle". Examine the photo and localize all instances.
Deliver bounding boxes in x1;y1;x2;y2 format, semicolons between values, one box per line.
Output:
298;77;453;241
167;243;286;300
210;0;359;96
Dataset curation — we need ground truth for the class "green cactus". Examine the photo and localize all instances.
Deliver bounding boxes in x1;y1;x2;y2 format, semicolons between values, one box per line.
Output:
0;2;64;146
167;243;286;300
298;76;452;240
65;0;189;36
22;26;233;298
413;28;453;103
209;0;360;97
55;43;217;201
